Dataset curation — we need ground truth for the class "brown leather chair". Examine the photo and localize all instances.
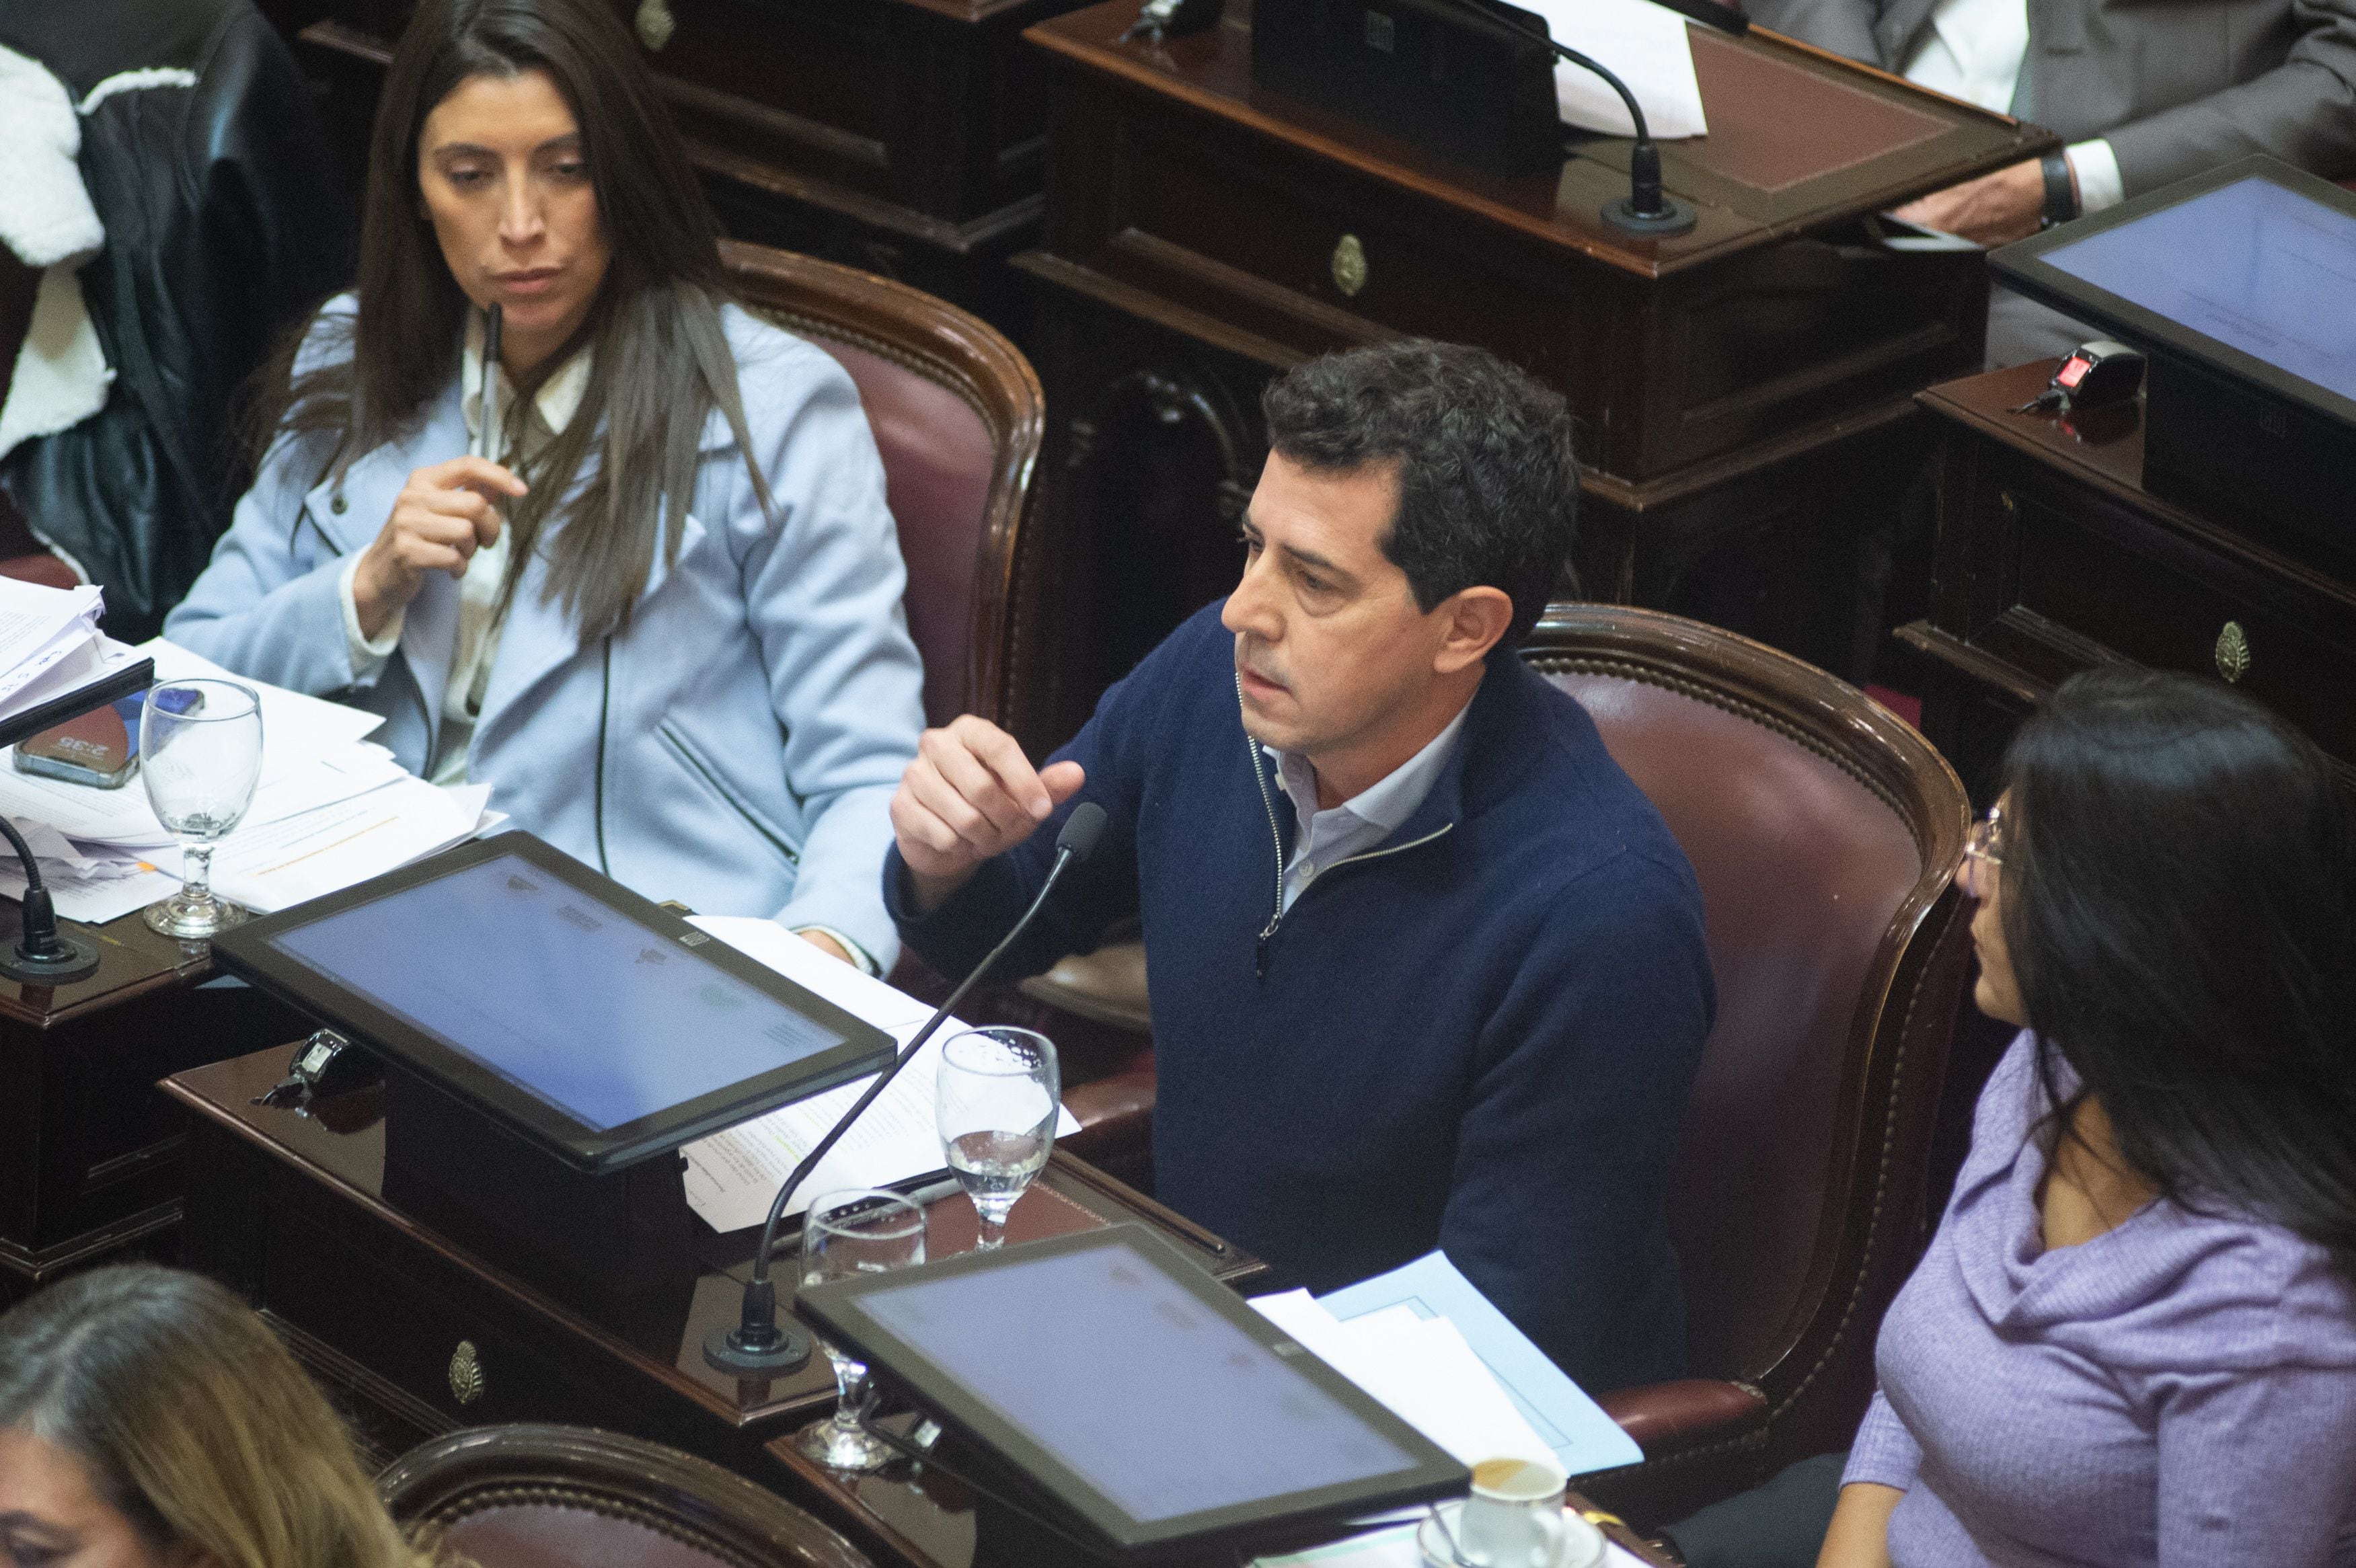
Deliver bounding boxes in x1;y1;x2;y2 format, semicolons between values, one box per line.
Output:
719;239;1043;734
378;1424;875;1568
1061;603;1975;1522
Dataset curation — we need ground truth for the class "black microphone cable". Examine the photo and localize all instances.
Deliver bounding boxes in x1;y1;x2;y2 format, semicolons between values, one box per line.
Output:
706;800;1110;1373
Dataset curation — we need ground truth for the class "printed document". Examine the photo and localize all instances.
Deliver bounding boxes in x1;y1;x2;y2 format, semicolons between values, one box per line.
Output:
679;914;1081;1232
1320;1251;1644;1476
1527;0;1708;139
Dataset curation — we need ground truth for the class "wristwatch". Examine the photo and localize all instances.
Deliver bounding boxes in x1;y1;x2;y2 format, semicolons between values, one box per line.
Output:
2040;151;2081;230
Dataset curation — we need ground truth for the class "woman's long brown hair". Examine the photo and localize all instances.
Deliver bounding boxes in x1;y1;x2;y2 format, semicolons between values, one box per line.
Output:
0;1265;441;1568
254;0;771;641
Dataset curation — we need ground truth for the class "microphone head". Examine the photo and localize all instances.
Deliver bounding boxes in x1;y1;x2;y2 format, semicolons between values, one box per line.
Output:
1056;801;1108;865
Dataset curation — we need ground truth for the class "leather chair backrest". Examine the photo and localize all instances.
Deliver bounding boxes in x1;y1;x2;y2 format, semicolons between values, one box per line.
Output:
1554;671;1917;1377
819;341;995;730
718;242;1044;732
379;1425;874;1568
1523;605;1964;1385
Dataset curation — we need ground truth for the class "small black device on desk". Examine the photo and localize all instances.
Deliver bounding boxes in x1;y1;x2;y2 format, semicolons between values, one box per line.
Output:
1991;155;2356;550
209;832;896;1296
2015;340;2145;414
796;1224;1468;1563
14;685;203;789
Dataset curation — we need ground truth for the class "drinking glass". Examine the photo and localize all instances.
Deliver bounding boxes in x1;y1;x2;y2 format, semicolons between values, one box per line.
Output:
140;678;263;940
795;1187;927;1471
936;1026;1059;1250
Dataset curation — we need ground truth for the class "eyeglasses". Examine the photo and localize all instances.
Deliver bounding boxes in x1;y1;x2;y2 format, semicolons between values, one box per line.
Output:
1962;804;2004;875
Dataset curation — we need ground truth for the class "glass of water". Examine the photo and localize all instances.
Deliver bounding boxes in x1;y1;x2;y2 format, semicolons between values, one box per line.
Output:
796;1187;926;1471
936;1026;1059;1250
140;678;263;940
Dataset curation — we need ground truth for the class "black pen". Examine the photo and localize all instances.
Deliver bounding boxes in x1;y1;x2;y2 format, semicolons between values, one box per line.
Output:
475;303;503;464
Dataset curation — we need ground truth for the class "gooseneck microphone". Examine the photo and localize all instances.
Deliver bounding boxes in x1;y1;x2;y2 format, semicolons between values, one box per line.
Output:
0;814;99;983
1443;0;1728;236
705;801;1110;1374
1534;34;1698;236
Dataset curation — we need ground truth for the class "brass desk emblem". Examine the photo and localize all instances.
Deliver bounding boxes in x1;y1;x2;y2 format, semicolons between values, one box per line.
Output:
2215;621;2252;684
448;1340;486;1406
634;0;675;51
1330;235;1368;298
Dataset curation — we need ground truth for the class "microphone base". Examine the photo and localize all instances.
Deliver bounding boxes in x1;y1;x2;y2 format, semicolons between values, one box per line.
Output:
0;934;99;984
704;1321;813;1375
1603;195;1698;236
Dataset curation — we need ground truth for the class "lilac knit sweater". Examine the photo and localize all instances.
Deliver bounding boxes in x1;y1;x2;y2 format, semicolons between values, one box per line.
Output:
1844;1031;2356;1566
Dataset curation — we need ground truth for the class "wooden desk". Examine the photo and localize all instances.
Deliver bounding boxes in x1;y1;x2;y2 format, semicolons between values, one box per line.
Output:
274;0;1092;325
169;1044;1674;1567
1011;0;2055;732
0;910;303;1304
1897;361;2356;801
165;1046;1262;1530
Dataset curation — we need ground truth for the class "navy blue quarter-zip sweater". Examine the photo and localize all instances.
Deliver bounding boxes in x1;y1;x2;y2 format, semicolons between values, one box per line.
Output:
886;603;1714;1391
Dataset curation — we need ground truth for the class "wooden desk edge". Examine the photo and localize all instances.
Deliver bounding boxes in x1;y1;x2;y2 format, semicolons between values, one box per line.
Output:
157;1064;761;1428
1022;5;2055;276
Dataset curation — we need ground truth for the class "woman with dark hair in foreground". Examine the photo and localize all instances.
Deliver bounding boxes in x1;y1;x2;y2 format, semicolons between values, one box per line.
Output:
165;0;923;970
0;1265;435;1568
1816;667;2356;1565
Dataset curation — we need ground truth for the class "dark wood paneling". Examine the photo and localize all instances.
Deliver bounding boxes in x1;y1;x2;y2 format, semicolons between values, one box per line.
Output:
1013;0;2043;736
279;0;1094;328
1902;360;2356;800
0;910;305;1304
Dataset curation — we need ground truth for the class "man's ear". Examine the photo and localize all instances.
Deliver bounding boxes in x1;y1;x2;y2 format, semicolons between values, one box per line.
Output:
1431;586;1514;675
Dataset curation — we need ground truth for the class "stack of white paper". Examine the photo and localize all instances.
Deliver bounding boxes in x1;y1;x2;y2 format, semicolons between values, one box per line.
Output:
0;638;500;923
1252;1289;1558;1468
1254;1520;1654;1568
1247;1254;1650;1568
0;578;110;724
1318;1251;1644;1478
679;915;1082;1232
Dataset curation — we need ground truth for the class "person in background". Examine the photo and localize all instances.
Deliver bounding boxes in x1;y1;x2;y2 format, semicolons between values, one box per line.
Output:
1744;0;2356;364
886;340;1714;1393
0;1263;440;1568
164;0;923;970
1667;666;2356;1567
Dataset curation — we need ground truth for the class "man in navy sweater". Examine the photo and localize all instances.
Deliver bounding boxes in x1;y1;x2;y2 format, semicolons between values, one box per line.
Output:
885;342;1714;1391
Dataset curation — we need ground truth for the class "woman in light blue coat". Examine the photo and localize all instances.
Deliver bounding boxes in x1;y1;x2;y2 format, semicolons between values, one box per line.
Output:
166;0;923;971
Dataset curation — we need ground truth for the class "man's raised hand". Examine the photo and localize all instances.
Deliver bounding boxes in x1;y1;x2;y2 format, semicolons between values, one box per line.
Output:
890;716;1085;912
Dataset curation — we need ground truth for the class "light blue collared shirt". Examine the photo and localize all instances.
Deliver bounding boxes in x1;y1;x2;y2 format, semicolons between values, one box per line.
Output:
1266;698;1470;914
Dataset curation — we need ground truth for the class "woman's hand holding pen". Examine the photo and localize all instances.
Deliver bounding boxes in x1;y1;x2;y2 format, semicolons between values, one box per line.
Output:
351;457;528;640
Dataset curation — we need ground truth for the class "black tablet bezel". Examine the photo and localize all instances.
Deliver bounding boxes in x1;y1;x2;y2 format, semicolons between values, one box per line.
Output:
1989;155;2356;425
210;830;895;1174
796;1224;1469;1562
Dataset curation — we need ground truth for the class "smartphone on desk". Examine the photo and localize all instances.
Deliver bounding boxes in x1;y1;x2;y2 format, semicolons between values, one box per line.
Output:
12;687;204;789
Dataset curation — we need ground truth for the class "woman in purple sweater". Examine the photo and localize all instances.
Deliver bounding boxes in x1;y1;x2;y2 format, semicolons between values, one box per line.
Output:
1817;668;2356;1567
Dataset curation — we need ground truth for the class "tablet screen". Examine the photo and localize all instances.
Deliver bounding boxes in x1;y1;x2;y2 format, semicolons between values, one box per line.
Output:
853;1237;1422;1523
2041;175;2356;402
264;851;850;1132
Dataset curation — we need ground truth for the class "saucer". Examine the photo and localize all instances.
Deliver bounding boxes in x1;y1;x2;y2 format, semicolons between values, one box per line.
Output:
1415;1501;1606;1568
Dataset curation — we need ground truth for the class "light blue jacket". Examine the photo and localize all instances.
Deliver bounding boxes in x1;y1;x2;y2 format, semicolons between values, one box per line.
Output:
165;299;925;968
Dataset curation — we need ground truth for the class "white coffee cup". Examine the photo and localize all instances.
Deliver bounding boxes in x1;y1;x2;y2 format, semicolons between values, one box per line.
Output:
1453;1457;1604;1568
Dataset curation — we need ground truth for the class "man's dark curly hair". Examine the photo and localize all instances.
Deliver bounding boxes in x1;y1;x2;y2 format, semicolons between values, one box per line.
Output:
1261;340;1577;652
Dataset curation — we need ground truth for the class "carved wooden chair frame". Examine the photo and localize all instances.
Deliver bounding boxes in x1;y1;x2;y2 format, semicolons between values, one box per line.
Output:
378;1423;874;1568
